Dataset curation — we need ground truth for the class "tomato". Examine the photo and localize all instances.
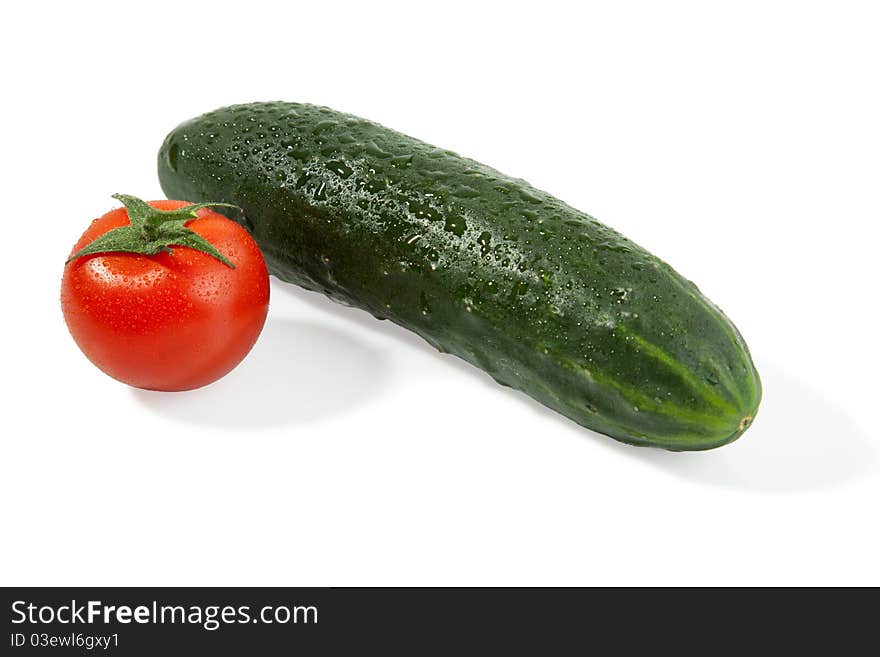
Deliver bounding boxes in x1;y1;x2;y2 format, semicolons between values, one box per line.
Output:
61;198;269;391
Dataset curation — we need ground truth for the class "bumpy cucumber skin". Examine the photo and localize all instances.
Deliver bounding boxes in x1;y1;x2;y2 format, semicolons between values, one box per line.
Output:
158;102;761;450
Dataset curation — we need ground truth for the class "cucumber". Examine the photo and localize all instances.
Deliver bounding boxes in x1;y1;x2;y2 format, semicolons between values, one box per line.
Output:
158;102;760;450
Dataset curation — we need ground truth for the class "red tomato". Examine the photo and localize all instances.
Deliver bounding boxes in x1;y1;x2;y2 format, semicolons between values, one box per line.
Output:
61;200;269;391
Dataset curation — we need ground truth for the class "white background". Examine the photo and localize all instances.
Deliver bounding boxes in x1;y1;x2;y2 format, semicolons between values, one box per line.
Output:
2;1;878;586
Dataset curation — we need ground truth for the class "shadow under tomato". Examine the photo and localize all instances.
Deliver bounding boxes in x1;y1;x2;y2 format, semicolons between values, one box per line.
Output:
131;317;390;428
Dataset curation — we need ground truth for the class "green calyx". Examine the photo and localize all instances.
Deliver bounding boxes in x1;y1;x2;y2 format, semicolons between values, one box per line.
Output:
66;194;240;268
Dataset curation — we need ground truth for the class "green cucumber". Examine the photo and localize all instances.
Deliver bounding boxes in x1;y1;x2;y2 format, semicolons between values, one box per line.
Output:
158;102;760;450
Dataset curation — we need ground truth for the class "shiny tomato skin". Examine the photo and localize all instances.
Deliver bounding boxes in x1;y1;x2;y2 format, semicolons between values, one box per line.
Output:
61;200;269;391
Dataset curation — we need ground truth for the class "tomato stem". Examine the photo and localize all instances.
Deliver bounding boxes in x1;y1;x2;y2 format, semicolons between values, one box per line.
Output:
66;194;241;268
